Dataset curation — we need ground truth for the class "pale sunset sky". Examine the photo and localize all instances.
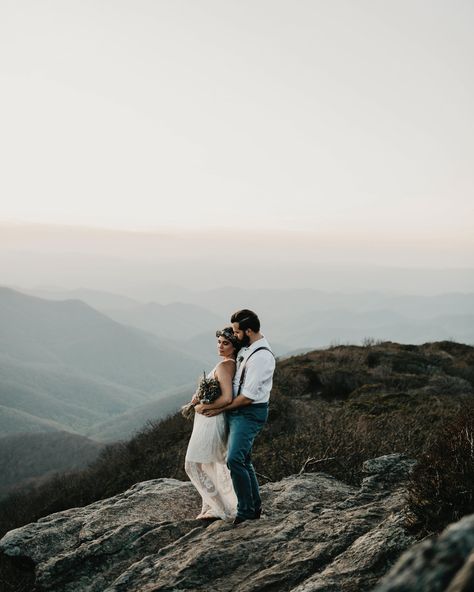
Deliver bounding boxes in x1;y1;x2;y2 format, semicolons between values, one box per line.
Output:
1;1;473;281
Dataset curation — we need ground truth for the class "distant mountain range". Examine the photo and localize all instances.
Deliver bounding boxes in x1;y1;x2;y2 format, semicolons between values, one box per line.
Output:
1;280;473;497
0;287;212;437
85;383;195;442
26;288;141;311
25;286;474;348
2;284;473;443
0;353;150;434
104;302;224;342
273;308;474;348
25;288;225;340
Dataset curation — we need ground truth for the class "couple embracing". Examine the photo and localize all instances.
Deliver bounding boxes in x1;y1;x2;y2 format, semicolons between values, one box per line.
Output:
184;309;275;526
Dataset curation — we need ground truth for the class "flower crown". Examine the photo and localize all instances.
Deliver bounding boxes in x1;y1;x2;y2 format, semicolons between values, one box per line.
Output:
215;327;240;349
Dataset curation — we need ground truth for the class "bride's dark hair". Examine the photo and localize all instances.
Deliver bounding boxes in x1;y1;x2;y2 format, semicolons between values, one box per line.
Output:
216;326;242;355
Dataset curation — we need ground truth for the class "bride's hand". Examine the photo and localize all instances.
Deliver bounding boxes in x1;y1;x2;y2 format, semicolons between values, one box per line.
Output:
191;393;199;405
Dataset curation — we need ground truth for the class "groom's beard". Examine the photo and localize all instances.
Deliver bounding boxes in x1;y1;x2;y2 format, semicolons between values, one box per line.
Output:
239;334;251;348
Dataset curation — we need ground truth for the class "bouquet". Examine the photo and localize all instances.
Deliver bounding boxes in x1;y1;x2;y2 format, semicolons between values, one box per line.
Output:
181;371;222;420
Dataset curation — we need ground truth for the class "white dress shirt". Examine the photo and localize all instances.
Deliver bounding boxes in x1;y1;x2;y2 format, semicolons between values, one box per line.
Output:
232;336;275;404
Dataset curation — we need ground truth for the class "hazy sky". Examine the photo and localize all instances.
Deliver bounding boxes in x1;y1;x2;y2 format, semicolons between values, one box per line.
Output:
1;0;473;245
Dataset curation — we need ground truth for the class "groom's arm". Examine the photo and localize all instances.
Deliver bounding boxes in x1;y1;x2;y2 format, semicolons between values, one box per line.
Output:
198;355;272;415
198;394;253;416
220;394;253;410
194;398;231;412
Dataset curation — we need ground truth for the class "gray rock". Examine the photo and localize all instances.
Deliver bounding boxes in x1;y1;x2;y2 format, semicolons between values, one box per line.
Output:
373;513;474;592
0;478;202;592
1;454;417;592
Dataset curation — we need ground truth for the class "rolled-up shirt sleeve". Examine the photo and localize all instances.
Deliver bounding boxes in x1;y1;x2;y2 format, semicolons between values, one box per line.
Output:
241;352;276;403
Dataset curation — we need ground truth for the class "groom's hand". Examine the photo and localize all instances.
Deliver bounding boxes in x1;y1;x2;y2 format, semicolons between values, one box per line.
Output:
202;408;223;417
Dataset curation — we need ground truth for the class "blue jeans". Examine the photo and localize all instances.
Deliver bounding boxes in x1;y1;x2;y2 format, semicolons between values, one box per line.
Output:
226;404;269;519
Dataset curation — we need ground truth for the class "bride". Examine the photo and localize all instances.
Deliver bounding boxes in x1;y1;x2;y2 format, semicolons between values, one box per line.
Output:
184;327;240;521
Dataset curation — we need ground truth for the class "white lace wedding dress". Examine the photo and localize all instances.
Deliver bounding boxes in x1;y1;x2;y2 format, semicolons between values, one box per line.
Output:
184;363;237;520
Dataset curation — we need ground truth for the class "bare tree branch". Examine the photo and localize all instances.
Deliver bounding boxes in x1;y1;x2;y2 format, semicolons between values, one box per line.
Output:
298;456;337;476
256;471;274;483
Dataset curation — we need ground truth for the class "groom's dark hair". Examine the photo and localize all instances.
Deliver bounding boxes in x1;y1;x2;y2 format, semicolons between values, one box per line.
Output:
231;309;260;332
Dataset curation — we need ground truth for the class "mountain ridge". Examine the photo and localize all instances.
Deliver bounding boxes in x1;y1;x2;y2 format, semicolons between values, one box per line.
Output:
0;287;213;437
0;431;103;499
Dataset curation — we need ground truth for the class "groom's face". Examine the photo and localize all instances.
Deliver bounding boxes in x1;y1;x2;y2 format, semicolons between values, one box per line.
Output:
232;322;250;347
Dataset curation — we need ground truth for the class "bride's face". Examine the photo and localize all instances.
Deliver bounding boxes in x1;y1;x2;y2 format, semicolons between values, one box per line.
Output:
217;336;235;358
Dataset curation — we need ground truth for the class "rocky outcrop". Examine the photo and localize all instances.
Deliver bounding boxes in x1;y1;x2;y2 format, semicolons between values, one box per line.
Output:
373;513;474;592
1;454;417;591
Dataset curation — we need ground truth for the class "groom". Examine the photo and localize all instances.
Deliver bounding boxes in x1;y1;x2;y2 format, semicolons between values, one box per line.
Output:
202;309;275;525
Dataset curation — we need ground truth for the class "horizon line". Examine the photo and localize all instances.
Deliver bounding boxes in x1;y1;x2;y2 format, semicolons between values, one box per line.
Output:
1;219;473;245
